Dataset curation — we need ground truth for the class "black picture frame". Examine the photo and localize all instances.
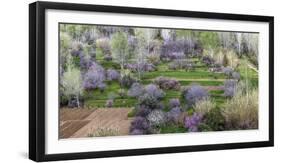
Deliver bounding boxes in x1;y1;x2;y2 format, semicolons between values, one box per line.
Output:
29;1;274;162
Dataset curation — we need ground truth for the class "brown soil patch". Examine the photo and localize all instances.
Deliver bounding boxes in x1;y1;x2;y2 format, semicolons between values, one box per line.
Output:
70;108;133;138
59;108;133;139
59;108;96;139
60;108;95;121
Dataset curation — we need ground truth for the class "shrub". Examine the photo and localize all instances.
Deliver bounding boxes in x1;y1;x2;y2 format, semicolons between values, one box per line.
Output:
79;54;93;70
130;116;150;135
169;98;181;108
182;85;209;106
223;79;237;98
193;98;215;115
106;69;120;81
138;94;160;109
184;113;203;132
223;89;258;130
222;67;234;78
154;76;181;90
232;71;240;80
167;107;182;123
144;84;165;100
135;106;152;117
105;99;113;107
204;107;225;131
147;110;167;127
127;83;145;98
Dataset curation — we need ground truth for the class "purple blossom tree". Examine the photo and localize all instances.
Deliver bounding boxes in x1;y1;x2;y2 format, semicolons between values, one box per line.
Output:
169;98;181;108
135;105;152;117
127;83;145;98
79;54;93;70
129;116;150;135
184;113;203;132
183;85;209;106
106;69;120;81
144;84;165;100
223;79;237;98
167;107;182;123
83;62;105;90
160;39;194;60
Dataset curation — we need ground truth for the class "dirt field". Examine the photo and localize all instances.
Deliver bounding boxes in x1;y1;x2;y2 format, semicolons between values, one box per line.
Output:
59;108;133;139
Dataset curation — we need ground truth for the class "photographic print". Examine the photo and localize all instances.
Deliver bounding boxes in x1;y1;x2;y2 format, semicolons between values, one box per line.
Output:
59;23;259;139
29;2;273;161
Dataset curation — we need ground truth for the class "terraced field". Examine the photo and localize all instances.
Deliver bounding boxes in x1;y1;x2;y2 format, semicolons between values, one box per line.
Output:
84;58;230;108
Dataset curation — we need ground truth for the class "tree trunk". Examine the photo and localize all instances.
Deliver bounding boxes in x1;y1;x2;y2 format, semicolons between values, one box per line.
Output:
76;94;80;108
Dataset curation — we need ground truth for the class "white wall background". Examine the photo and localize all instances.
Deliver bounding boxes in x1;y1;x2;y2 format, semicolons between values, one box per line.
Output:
0;0;280;162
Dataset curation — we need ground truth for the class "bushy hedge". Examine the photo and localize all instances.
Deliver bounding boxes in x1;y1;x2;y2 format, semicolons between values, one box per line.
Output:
182;85;209;107
154;76;181;90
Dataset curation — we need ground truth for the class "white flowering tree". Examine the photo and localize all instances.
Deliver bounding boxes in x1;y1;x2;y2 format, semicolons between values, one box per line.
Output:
61;58;83;108
110;31;130;70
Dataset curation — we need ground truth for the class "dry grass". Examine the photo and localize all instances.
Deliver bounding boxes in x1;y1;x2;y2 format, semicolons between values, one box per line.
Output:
223;89;258;129
193;98;215;115
87;127;120;137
